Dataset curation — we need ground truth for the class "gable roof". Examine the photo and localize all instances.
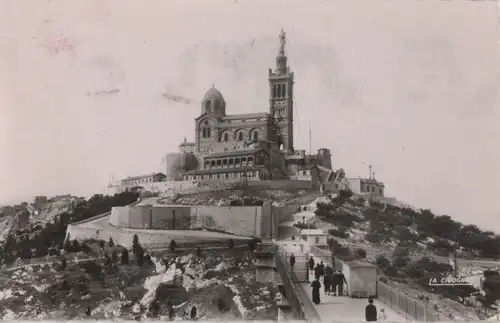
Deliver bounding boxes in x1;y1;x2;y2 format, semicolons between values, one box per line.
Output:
122;172;166;181
195;112;219;122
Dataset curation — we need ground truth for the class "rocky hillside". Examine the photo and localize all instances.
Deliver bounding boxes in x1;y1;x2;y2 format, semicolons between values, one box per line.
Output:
0;241;278;320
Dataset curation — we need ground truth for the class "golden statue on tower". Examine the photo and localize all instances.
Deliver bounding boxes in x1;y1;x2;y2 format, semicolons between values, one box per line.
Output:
279;28;286;54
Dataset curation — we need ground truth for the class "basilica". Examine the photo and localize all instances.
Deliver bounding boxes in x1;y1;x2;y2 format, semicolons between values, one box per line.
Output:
166;30;334;184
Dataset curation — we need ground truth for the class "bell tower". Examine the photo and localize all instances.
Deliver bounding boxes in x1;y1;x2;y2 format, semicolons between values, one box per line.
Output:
269;29;295;153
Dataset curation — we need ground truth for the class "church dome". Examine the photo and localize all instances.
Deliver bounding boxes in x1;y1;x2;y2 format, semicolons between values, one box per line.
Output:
201;86;226;116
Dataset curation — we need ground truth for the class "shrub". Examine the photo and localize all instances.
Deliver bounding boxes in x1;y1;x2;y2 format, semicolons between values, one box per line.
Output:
365;231;384;244
338;189;354;200
328;227;349;239
376;255;391;269
392;246;411;268
121;249;129;265
217;297;229;313
112;250;118;262
327;238;352;258
354;248;367;259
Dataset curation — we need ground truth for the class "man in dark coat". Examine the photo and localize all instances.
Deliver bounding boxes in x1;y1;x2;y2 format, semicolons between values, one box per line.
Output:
290;254;296;270
323;267;331;295
311;278;322;304
308;256;315;271
337;270;347;296
365;298;378;321
331;271;339;296
314;264;322;280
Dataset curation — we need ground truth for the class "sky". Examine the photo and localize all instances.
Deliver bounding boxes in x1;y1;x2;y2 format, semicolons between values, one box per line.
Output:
0;0;499;230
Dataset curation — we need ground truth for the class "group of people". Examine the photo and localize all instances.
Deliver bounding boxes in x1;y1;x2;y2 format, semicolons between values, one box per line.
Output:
305;256;388;321
308;256;347;303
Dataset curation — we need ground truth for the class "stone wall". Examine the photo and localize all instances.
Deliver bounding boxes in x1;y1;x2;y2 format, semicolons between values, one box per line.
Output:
151;206;191;230
107;201;300;238
189;205;262;237
65;225;251;248
114;179;314;196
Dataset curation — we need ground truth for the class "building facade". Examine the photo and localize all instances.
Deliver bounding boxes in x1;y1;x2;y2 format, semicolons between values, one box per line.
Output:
121;173;166;186
346;177;385;197
168;29;334;183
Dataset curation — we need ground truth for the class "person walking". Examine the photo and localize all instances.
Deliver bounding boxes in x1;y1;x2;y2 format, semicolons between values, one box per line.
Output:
190;306;197;321
308;256;315;271
324;264;333;295
331;271;339;296
314;264;322;280
290;254;296;270
365;298;378;322
311;278;322;304
337;270;347;296
323;268;331;295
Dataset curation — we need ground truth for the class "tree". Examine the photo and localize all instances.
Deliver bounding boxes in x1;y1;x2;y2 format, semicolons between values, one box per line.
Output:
64;238;73;252
136;246;145;266
392;245;411;269
169;240;177;253
121;249;129;265
376;255;391;269
354;248;367;259
112;250;118;262
72;239;81;253
81;242;91;253
109;238;115;247
132;234;141;255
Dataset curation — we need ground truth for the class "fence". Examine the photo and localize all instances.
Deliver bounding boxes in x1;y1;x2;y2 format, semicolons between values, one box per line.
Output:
272;246;321;321
309;245;443;322
377;281;441;321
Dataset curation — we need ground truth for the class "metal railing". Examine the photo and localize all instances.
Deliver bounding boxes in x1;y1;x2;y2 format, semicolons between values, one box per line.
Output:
309;244;443;322
377;280;441;321
272;246;321;321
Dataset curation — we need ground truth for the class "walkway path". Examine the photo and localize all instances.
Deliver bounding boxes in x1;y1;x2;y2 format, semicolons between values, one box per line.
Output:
277;239;409;322
301;254;409;322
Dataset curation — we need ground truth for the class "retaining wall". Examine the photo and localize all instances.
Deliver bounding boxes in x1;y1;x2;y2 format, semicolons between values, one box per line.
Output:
65;225;251;248
108;203;300;238
115;179;313;196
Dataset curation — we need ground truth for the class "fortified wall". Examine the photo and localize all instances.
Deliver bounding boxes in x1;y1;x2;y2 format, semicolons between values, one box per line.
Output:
108;202;299;239
111;179;313;196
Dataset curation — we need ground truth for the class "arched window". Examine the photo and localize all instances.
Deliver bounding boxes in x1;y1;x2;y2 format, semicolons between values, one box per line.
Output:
253;131;259;141
205;100;212;113
237;132;243;141
223;133;228;142
202;121;211;138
